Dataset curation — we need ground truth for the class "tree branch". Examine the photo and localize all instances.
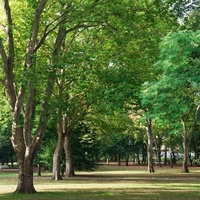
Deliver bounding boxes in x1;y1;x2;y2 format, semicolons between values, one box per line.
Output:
1;1;16;111
32;12;67;150
189;104;200;136
23;82;34;146
34;2;73;52
4;0;14;67
0;37;7;65
0;23;7;34
26;0;47;68
23;0;47;146
34;16;66;52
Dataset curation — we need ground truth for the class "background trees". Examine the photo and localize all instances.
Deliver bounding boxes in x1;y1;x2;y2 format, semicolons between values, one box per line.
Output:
0;103;14;166
48;0;180;180
140;30;200;172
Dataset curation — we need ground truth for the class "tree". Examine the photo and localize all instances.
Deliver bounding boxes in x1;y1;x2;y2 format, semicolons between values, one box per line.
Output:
74;0;181;173
50;0;178;179
130;108;156;172
141;30;200;172
88;109;136;164
0;0;72;193
72;122;99;171
51;34;108;179
183;2;200;31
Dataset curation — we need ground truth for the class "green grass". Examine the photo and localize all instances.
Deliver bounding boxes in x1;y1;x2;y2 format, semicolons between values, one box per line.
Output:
0;164;200;199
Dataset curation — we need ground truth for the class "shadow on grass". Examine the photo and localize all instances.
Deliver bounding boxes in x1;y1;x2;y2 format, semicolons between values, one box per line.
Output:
0;189;200;200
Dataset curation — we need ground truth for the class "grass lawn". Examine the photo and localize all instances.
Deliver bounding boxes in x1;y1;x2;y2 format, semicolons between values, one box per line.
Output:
0;163;200;200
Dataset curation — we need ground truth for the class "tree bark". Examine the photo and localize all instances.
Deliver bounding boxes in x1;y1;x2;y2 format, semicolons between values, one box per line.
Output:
37;162;41;176
15;152;36;194
183;136;190;172
52;120;65;180
10;122;35;193
169;147;173;168
194;137;199;160
12;126;36;193
157;145;162;167
182;119;190;173
146;119;155;172
182;105;200;172
136;152;140;164
125;154;129;166
118;153;121;166
142;144;147;164
64;133;75;177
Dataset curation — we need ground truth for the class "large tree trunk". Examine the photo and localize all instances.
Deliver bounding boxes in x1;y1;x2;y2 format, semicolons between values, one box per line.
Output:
64;133;75;177
52;120;65;180
146;119;155;172
11;125;37;194
15;152;36;194
52;144;64;180
11;125;36;193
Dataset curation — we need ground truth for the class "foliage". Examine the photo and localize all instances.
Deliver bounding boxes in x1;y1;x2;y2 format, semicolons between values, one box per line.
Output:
86;110;138;161
140;30;200;122
0;98;15;165
183;2;200;30
37;122;99;172
139;29;200;172
72;123;99;171
35;119;57;170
